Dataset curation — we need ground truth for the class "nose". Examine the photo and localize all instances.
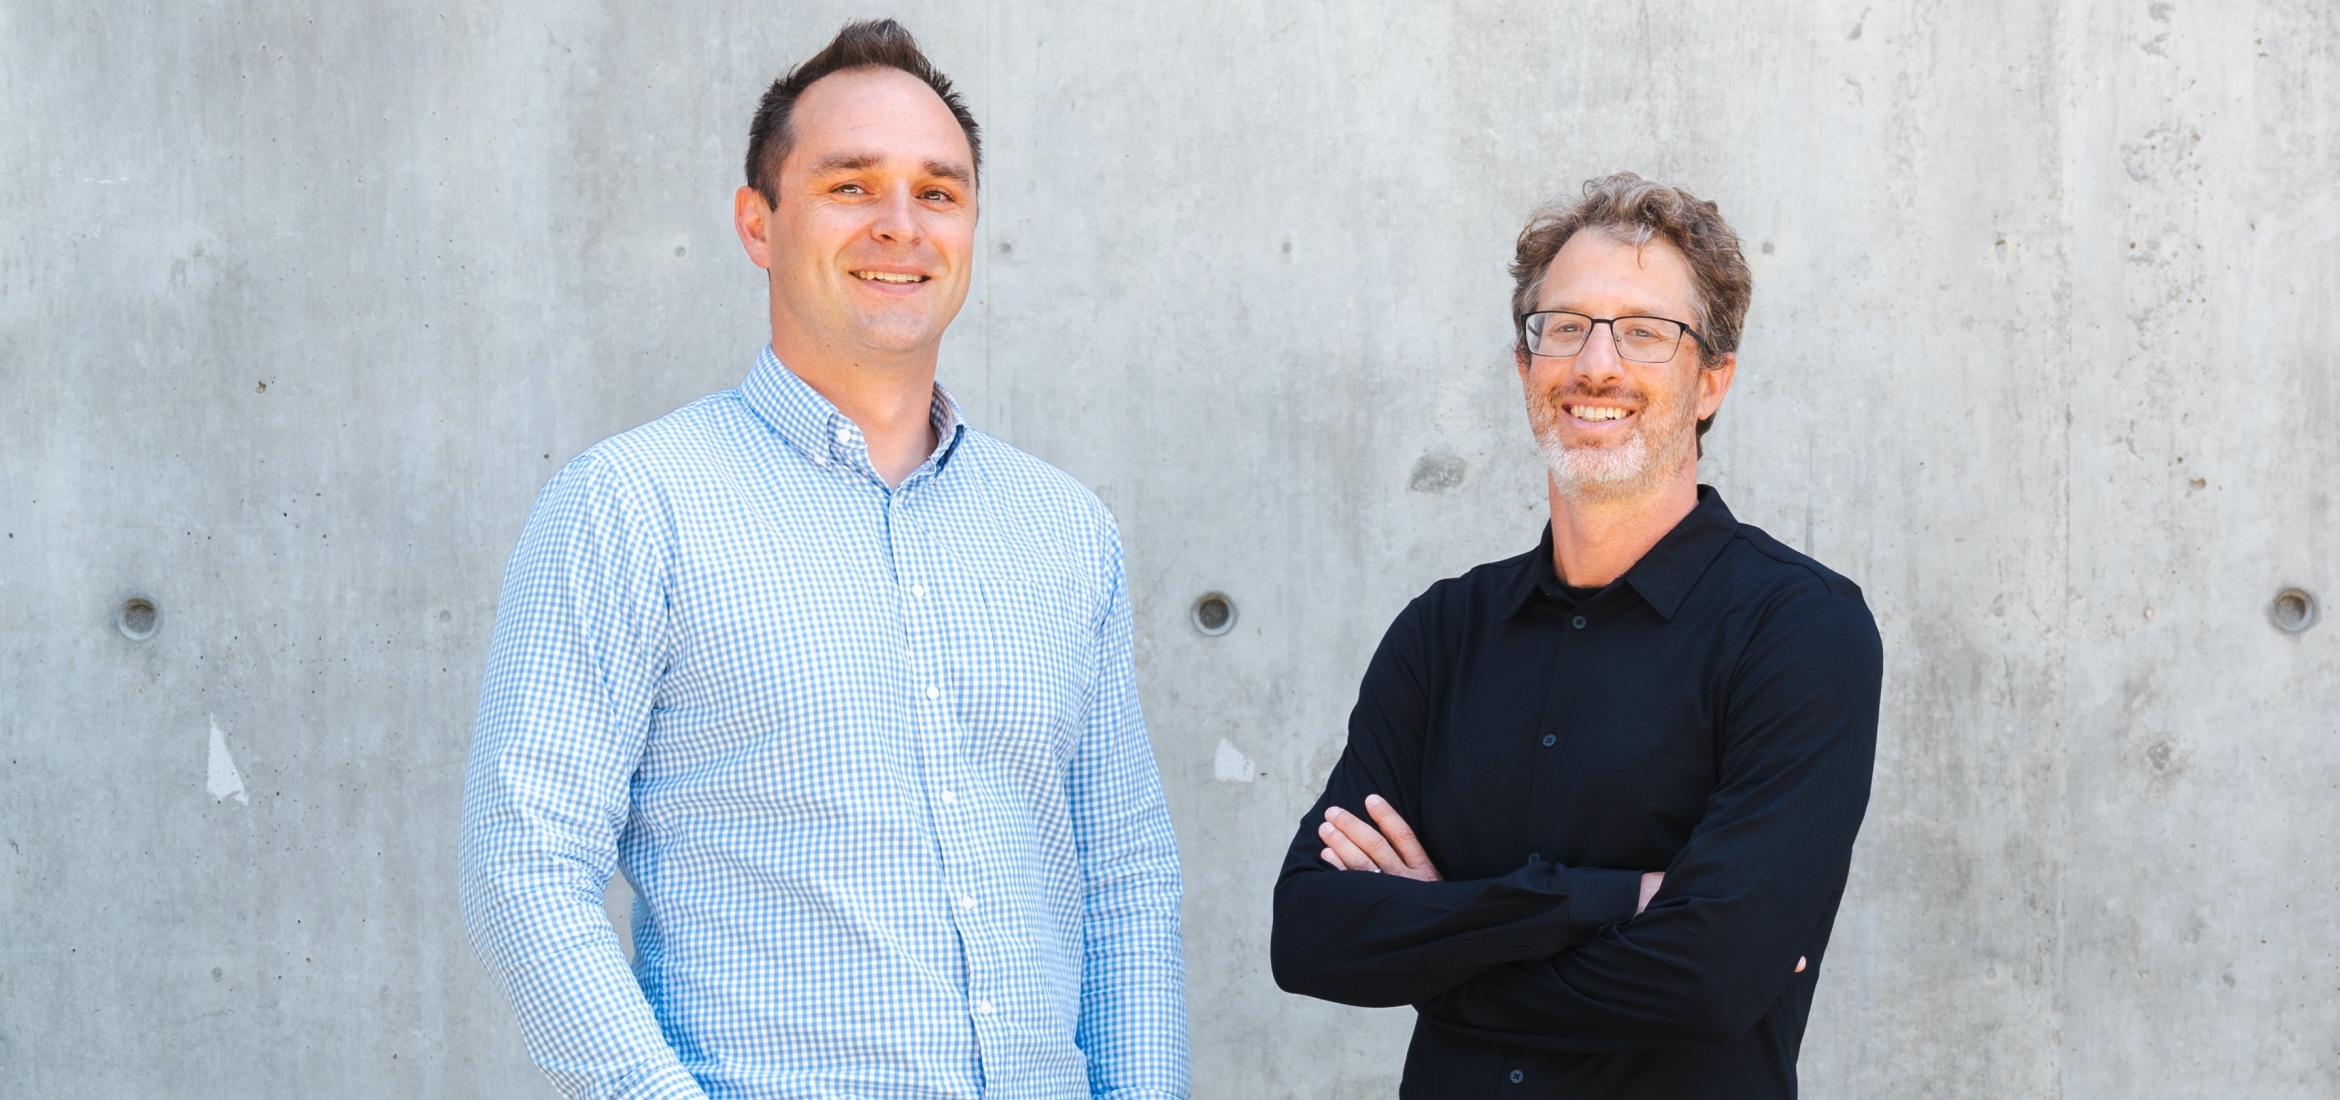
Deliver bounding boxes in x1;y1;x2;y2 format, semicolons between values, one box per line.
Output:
870;185;922;247
1566;319;1628;385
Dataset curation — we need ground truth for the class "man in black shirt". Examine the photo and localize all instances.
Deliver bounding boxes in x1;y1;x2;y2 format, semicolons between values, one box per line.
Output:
1271;174;1882;1098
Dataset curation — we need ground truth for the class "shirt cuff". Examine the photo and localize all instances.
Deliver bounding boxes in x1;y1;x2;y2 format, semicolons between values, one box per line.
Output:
1560;865;1644;941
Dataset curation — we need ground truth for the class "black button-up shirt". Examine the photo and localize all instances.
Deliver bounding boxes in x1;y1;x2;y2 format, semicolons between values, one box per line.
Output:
1271;487;1882;1098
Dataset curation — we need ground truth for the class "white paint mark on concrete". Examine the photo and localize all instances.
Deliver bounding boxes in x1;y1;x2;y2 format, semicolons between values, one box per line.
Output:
207;715;248;805
1213;738;1256;783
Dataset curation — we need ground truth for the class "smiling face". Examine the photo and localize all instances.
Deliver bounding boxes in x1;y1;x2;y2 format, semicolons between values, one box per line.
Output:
736;66;978;367
1519;230;1736;503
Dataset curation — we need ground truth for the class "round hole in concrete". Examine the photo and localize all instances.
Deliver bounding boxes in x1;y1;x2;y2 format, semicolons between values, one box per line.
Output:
2270;588;2317;634
1191;592;1236;637
118;596;159;640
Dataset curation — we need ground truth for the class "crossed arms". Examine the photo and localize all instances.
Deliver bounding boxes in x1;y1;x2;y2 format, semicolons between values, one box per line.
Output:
1269;589;1881;1051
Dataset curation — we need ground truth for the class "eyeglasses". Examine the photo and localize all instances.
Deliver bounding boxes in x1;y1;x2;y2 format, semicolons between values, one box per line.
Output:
1520;310;1706;363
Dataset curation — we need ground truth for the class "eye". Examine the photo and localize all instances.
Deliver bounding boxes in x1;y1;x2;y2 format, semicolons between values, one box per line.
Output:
1551;318;1587;335
919;188;955;203
832;182;868;195
1621;321;1661;340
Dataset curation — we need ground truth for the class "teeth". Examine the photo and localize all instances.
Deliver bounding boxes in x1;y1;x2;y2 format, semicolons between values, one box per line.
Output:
1569;405;1630;421
854;271;926;284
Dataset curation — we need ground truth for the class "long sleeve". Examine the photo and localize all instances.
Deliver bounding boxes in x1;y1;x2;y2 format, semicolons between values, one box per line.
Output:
457;456;704;1100
1415;589;1882;1051
1271;599;1646;1009
1069;528;1191;1099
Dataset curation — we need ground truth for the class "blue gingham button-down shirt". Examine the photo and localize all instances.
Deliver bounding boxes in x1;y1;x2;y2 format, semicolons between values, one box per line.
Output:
459;347;1189;1100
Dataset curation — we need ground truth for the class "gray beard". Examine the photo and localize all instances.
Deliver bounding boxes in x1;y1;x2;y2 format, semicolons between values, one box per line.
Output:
1529;387;1698;503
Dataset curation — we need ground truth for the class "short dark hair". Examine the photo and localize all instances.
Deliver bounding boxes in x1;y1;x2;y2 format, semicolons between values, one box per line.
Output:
744;19;982;206
1510;173;1752;447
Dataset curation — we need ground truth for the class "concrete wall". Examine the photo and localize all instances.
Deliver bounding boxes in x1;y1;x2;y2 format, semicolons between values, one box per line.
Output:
5;1;2335;1095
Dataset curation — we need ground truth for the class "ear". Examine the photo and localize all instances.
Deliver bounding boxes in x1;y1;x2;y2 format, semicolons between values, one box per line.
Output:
1516;347;1533;383
734;185;775;271
1695;351;1737;421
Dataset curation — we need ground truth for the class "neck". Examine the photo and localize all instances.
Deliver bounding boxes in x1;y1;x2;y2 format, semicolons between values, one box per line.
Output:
769;308;939;488
1546;467;1700;587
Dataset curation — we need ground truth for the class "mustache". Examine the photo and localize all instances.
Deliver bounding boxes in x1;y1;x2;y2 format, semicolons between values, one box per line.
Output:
1538;382;1648;407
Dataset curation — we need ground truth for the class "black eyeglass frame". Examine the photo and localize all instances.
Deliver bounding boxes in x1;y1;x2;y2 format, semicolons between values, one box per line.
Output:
1517;310;1711;364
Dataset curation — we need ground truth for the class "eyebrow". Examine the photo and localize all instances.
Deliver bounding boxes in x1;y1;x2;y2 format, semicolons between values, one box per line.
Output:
921;159;973;185
1544;303;1687;320
807;151;974;185
809;152;881;175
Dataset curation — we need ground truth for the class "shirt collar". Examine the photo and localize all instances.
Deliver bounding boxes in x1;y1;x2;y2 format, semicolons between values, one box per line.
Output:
738;344;967;482
1508;485;1741;621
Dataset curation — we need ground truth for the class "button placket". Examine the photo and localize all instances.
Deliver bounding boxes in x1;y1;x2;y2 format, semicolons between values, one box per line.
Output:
892;495;984;1015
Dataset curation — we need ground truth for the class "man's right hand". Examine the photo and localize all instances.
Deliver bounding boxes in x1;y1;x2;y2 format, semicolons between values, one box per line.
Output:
1316;794;1444;881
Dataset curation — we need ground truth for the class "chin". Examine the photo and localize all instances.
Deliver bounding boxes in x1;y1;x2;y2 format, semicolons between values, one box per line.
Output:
850;313;943;354
1539;428;1695;502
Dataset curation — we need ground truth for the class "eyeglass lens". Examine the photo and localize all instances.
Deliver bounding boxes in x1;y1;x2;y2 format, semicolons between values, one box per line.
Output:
1527;313;1686;363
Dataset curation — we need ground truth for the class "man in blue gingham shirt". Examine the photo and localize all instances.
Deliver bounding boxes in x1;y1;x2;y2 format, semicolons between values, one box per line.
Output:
458;21;1186;1099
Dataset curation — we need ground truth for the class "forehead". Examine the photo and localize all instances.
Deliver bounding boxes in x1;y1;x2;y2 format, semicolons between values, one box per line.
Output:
1533;229;1699;316
786;67;972;172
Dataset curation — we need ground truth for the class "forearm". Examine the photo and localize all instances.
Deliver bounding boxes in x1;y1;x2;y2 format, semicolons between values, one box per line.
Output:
1417;765;1869;1048
485;942;707;1099
460;831;705;1099
1416;885;1845;1053
1073;807;1190;1098
1269;860;1642;1008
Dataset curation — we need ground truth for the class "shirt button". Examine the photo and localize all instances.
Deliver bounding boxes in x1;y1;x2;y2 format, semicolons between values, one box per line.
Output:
1571;614;1587;629
1509;1069;1525;1084
975;1000;995;1015
910;583;927;598
958;895;977;910
939;790;956;805
1540;733;1557;748
1528;852;1541;863
834;427;853;444
926;686;940;701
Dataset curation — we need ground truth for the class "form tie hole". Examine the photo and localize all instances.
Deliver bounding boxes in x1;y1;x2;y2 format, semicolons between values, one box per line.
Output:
2270;588;2317;634
118;597;159;640
1192;592;1236;636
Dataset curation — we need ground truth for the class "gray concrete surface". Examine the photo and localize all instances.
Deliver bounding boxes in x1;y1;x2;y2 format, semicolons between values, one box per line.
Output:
4;1;2336;1096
